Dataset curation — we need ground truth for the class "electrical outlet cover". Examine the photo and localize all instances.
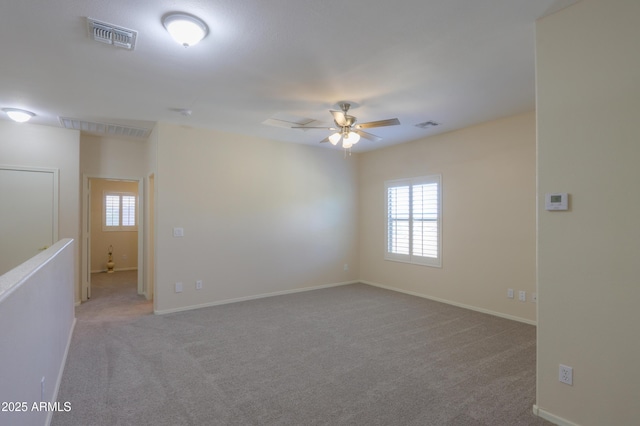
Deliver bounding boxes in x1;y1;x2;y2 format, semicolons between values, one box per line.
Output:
559;364;573;385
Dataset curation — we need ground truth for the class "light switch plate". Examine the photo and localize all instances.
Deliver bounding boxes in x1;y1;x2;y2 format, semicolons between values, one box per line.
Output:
173;227;184;237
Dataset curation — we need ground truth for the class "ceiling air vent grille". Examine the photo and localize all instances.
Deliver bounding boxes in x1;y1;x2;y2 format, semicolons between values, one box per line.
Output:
87;18;137;50
59;117;151;139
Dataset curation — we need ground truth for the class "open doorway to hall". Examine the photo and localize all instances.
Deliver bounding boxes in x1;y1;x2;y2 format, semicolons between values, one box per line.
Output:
84;177;148;306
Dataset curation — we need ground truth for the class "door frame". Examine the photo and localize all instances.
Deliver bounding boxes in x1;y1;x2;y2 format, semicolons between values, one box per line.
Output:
81;174;145;301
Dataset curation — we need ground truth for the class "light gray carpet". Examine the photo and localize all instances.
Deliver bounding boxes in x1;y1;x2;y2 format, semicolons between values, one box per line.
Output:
52;273;551;426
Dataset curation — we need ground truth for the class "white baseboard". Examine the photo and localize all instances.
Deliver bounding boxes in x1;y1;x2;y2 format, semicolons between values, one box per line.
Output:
154;280;358;315
46;317;76;426
360;280;537;326
533;404;581;426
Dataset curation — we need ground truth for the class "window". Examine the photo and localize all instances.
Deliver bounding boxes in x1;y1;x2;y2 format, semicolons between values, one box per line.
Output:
385;175;441;267
104;192;137;231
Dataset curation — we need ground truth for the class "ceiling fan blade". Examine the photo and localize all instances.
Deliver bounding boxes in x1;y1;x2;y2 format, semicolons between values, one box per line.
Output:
291;126;336;130
354;129;382;142
331;110;348;127
319;136;330;143
355;118;400;129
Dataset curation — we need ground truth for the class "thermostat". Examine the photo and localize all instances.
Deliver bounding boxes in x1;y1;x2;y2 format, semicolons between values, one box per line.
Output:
545;193;569;211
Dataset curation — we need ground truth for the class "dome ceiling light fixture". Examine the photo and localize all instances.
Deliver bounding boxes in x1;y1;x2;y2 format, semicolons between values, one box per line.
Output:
163;13;209;47
3;108;35;123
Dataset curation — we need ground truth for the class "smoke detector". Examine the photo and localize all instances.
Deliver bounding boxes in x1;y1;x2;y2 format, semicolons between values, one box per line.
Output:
87;18;137;50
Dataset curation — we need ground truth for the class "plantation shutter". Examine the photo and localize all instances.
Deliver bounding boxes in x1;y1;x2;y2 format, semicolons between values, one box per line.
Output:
121;195;136;226
105;195;120;227
104;193;137;231
385;175;441;267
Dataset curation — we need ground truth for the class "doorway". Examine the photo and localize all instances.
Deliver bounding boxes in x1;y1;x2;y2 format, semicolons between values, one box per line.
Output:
82;176;145;301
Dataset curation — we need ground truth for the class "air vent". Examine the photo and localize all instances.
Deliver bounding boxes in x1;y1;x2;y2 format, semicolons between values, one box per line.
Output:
415;120;440;129
59;117;151;139
87;18;137;50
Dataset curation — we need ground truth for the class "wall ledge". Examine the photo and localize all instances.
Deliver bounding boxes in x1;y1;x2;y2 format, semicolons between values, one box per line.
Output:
0;239;74;304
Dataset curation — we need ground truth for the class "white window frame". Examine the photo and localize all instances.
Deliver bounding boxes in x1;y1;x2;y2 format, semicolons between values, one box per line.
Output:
103;192;138;232
385;175;442;267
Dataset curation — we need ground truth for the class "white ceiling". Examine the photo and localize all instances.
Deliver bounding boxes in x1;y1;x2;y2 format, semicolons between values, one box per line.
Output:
0;0;577;152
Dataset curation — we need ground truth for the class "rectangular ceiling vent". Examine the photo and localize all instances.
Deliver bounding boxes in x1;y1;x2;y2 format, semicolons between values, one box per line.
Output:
415;120;440;129
87;18;137;50
59;117;151;139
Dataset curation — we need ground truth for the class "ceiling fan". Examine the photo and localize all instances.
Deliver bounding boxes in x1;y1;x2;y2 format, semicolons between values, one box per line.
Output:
292;102;400;149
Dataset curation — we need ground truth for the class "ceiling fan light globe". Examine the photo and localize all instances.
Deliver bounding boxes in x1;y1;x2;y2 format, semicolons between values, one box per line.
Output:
328;132;342;145
343;132;360;145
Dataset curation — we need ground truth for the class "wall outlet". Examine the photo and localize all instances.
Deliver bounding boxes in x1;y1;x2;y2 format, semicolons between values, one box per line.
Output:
519;291;526;302
175;282;183;293
344;263;349;271
173;227;184;237
559;364;573;385
196;280;203;290
507;288;514;299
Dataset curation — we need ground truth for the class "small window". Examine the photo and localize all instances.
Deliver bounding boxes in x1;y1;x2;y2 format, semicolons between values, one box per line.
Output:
385;175;441;267
103;192;137;231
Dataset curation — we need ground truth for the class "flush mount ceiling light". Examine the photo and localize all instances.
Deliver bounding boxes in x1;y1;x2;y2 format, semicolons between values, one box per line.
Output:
163;13;208;47
3;108;35;123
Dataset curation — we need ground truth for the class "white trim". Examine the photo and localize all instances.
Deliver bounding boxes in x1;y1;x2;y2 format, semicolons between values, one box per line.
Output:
45;317;76;426
533;405;581;426
154;280;358;315
361;280;537;326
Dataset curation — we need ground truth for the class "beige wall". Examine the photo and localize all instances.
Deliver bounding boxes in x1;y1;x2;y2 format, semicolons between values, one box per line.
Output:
80;134;148;178
154;123;358;313
90;179;138;272
0;121;80;301
535;1;640;425
359;111;537;323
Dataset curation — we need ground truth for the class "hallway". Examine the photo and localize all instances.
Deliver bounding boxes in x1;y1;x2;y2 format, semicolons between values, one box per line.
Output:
81;270;152;321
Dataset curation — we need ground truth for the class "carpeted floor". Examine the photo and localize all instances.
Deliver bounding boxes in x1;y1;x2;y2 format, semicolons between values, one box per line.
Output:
52;273;552;425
